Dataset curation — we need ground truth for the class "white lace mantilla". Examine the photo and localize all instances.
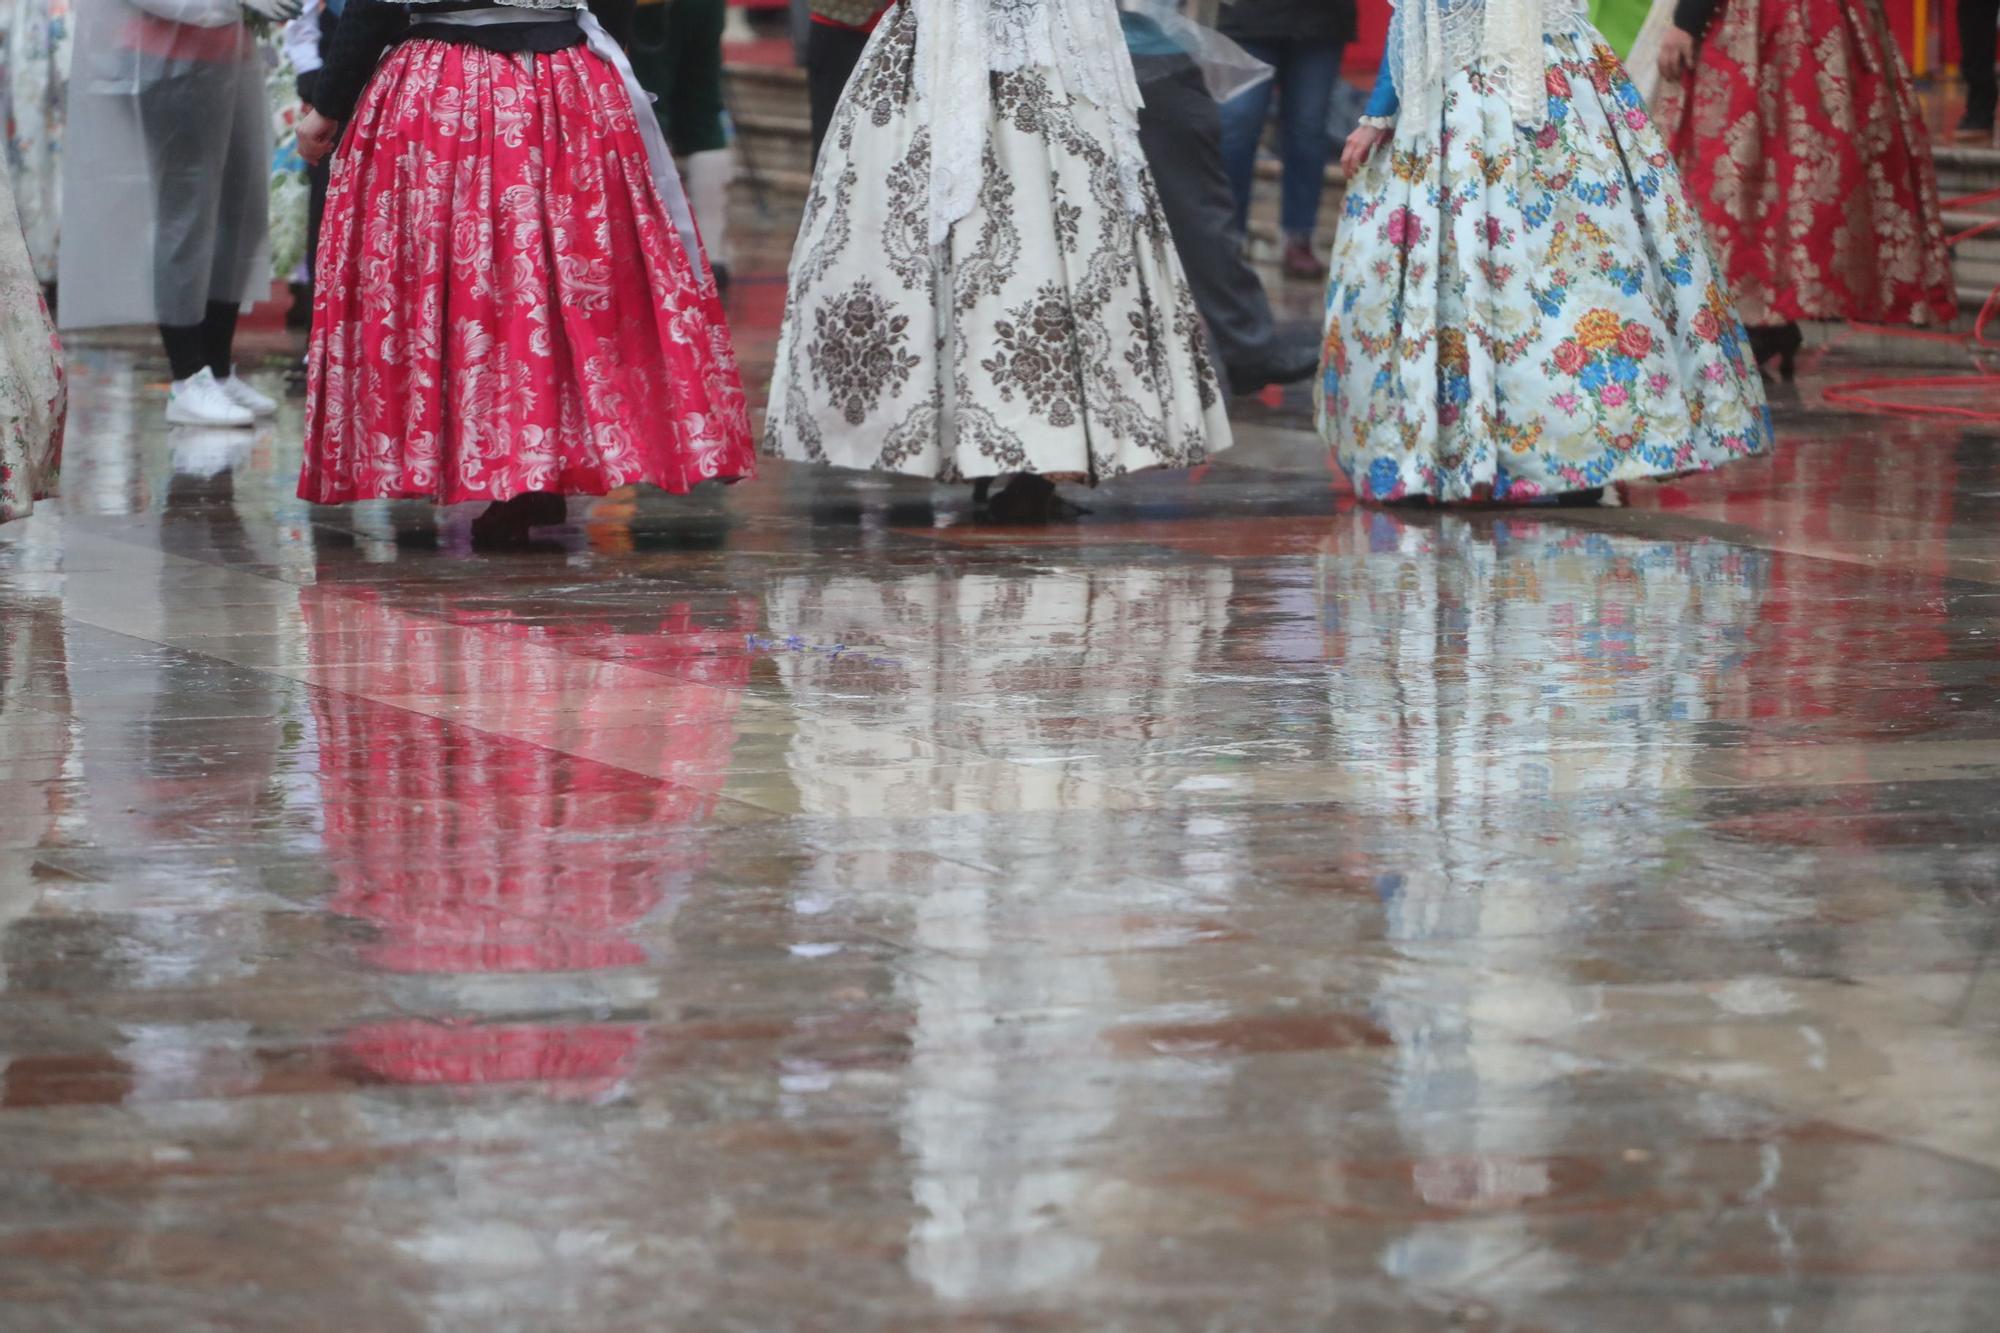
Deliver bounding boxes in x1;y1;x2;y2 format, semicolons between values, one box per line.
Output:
918;0;1146;248
1389;0;1593;128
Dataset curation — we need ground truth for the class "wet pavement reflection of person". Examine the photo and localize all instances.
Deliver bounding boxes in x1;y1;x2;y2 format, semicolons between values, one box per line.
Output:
763;558;1239;1304
8;334;2000;1326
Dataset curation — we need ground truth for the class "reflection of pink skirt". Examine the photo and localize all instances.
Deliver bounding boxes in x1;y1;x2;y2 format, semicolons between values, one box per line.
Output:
299;40;754;506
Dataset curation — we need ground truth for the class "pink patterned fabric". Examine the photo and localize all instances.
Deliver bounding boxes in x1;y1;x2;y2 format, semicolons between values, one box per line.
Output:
299;39;754;506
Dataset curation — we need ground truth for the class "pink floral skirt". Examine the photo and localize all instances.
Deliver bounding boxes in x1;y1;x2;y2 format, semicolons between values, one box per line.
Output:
299;39;754;505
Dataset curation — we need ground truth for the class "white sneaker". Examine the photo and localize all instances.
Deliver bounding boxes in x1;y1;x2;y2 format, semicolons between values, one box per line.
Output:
216;368;278;417
165;368;255;428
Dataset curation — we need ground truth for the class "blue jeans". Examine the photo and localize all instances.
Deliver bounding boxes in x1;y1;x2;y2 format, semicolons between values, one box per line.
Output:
1217;38;1343;240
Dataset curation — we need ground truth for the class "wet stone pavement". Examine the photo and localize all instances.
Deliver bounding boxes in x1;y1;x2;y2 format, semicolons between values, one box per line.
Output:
4;329;2000;1331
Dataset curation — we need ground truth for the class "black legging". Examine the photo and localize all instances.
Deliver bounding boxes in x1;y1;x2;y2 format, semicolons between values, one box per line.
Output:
805;21;872;165
1964;0;1999;124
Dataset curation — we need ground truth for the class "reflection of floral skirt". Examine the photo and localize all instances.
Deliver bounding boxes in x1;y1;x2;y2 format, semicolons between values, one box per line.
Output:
300;40;753;506
1317;33;1771;504
763;4;1229;482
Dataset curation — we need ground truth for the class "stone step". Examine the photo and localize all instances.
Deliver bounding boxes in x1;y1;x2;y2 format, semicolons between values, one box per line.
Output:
1931;143;2000;194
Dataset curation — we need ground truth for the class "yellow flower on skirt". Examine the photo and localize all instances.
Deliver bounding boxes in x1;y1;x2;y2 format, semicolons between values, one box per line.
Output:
1576;308;1624;351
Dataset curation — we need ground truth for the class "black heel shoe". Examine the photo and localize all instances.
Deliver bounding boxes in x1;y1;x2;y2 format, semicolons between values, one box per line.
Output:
983;474;1089;523
1748;323;1803;383
470;492;566;548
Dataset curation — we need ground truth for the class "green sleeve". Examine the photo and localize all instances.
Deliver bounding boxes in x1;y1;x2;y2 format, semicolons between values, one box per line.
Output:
1588;0;1652;57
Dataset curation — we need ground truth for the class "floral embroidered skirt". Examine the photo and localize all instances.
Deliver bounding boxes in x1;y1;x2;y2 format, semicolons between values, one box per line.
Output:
763;4;1229;483
1317;33;1772;505
0;160;63;525
1653;0;1955;328
300;40;754;506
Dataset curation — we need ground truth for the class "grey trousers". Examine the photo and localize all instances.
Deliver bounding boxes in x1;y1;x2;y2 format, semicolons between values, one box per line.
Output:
1133;53;1286;380
137;59;266;327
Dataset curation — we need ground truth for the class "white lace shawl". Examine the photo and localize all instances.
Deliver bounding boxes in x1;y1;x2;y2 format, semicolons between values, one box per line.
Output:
917;0;1146;248
1388;0;1594;128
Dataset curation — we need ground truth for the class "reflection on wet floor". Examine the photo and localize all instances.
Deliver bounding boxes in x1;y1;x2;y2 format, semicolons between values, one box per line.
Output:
4;336;2000;1330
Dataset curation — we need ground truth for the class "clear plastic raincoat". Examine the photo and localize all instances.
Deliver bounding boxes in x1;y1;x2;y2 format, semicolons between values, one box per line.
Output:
57;0;270;329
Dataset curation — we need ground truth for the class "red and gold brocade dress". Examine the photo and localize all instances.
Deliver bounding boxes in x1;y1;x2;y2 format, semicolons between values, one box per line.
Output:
1653;0;1955;332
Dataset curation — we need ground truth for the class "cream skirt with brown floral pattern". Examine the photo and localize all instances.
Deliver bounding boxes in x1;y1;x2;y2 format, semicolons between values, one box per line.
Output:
763;5;1230;483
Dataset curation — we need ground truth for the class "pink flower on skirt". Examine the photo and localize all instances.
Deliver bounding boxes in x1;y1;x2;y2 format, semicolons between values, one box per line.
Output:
1385;207;1417;248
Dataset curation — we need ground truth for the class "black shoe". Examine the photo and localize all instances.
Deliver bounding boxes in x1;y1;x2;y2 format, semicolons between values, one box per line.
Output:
1956;114;1994;140
711;263;732;301
470;492;567;548
1746;322;1803;383
1227;342;1320;395
983;474;1090;523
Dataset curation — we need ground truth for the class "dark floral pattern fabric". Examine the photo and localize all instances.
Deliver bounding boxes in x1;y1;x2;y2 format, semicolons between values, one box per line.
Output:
765;5;1228;482
809;282;923;426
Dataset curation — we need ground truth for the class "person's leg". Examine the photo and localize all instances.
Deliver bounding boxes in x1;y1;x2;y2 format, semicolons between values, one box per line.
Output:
630;1;677;133
203;64;269;381
669;0;733;278
201;302;240;380
667;0;729;157
805;23;871;165
1275;39;1340;271
1214;39;1280;235
191;66;279;416
1961;0;1999;131
1135;56;1306;388
684;150;735;273
158;324;207;383
137;66;228;379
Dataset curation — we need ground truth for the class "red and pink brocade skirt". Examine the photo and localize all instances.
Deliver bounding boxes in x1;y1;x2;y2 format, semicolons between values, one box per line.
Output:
299;39;755;505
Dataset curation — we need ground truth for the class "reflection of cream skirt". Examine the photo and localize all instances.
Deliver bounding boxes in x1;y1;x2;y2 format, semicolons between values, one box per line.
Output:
763;4;1230;483
1627;0;1674;102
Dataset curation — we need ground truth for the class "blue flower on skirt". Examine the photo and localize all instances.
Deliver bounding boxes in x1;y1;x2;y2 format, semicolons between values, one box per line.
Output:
1367;455;1403;498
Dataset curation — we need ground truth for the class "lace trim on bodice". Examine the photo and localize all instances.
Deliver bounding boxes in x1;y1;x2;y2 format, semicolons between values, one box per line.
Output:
1390;0;1594;127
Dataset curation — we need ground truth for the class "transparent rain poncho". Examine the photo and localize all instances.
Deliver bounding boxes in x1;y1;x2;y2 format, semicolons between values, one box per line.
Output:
1121;0;1273;103
58;0;271;329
